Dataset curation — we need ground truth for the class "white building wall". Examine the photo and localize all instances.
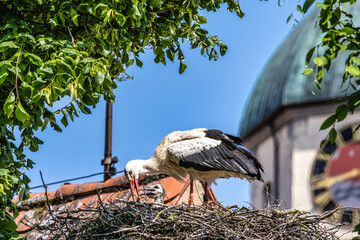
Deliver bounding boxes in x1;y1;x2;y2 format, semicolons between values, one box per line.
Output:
251;134;274;208
291;149;316;211
277;125;293;208
289;114;327;212
251;124;293;209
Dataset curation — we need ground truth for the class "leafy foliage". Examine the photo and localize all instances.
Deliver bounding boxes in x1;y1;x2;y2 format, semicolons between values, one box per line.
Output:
353;223;360;239
0;0;244;237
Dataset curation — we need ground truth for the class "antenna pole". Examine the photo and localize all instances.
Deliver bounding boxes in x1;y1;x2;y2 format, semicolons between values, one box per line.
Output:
103;102;113;181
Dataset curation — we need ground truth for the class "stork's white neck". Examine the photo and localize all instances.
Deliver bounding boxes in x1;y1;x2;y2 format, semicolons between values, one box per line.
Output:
138;158;160;174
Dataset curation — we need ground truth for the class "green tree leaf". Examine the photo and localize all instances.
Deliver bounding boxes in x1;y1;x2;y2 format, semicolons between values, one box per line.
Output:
209;48;218;61
346;65;360;76
320;115;336;130
286;14;292;23
26;53;43;66
61;114;68;127
316;2;329;9
0;168;8;175
352;56;360;65
305;47;315;66
302;0;315;13
15;101;30;123
0;69;8;85
335;104;348;122
136;58;143;68
353;223;360;234
317;69;323;80
179;61;187;74
3;213;17;231
3;91;15;117
44;88;52;106
96;71;105;84
0;41;19;51
343;26;356;35
166;49;175;61
314;57;324;66
184;13;192;26
337;107;348;121
219;44;228;56
302;68;313;75
329;128;337;144
197;15;207;24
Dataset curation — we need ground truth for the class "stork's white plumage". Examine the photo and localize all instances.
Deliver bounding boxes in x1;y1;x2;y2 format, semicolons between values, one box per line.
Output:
125;128;264;204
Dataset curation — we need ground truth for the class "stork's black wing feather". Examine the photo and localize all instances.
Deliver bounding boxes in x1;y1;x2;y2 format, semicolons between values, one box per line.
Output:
204;129;243;145
176;129;264;181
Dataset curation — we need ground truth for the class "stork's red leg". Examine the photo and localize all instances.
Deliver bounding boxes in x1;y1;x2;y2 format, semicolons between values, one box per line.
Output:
203;182;209;204
188;178;194;206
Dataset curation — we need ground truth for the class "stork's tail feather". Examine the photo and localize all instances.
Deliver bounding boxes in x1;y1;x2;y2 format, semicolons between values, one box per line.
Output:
258;176;264;183
234;145;264;182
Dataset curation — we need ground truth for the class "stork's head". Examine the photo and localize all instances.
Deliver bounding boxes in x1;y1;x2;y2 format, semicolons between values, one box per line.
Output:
124;160;145;181
125;160;146;201
125;159;159;201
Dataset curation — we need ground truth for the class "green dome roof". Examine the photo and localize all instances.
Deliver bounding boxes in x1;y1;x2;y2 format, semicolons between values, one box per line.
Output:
240;4;360;137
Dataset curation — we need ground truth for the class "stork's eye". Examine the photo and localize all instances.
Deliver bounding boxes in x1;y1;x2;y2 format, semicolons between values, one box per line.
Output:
129;170;133;176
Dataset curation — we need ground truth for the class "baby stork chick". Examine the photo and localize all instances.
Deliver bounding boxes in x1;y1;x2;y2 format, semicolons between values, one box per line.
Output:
141;184;165;204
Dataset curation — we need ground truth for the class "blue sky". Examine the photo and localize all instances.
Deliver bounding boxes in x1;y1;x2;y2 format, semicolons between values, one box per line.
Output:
25;0;302;206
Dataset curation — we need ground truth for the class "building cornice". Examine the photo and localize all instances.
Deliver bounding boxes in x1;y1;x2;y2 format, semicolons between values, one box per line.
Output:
241;101;345;149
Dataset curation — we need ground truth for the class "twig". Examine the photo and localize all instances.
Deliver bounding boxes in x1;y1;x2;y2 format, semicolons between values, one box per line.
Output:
15;49;21;101
39;170;60;236
67;27;76;47
39;171;53;217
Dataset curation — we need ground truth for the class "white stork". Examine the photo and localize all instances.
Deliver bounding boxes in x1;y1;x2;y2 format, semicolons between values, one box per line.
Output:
125;128;264;205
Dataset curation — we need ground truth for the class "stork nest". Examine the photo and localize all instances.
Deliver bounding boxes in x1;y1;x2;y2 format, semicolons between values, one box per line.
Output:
23;194;349;240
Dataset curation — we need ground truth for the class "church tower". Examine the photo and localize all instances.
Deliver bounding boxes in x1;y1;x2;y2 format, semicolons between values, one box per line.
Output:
240;3;360;228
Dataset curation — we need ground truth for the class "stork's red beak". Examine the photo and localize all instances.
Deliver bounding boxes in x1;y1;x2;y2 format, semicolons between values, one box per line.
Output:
129;177;140;201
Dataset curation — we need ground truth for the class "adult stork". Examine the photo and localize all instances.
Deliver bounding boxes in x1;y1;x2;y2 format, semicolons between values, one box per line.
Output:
125;128;264;205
